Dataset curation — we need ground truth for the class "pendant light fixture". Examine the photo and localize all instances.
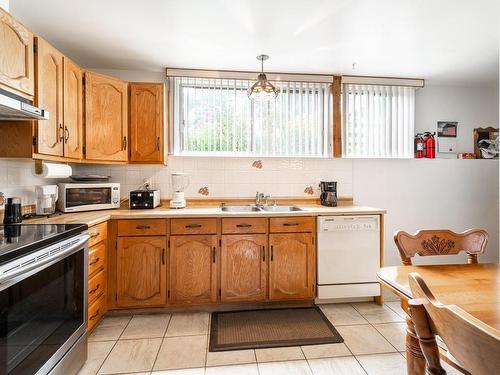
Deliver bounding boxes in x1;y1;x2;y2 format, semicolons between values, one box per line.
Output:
248;54;279;101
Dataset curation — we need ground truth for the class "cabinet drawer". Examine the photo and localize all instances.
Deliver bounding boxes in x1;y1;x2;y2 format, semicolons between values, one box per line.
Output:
88;269;106;304
269;217;314;233
222;218;267;234
87;293;106;332
117;219;167;236
88;242;106;276
88;222;108;247
170;218;217;235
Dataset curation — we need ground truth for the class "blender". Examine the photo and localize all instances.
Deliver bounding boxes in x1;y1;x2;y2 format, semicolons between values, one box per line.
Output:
170;173;189;209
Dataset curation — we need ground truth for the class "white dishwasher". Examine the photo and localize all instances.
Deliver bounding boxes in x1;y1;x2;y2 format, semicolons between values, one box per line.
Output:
317;215;381;301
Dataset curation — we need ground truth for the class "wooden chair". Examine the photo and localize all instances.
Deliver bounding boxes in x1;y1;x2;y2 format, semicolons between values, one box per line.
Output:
394;229;488;265
408;272;500;375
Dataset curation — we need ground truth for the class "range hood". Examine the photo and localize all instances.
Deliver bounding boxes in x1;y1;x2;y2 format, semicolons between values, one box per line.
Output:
0;88;49;121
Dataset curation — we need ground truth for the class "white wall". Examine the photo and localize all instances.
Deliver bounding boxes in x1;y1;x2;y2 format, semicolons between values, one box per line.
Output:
353;159;499;266
415;84;499;157
0;0;9;12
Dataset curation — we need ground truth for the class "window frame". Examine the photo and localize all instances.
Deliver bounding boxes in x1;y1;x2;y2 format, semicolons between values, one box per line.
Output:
168;70;338;158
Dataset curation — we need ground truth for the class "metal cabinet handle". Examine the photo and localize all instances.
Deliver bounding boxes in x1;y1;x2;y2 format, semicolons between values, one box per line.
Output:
186;224;202;228
270;245;274;261
123;136;127;150
89;283;100;294
262;245;265;262
283;223;299;227
136;225;151;230
64;126;69;142
59;124;64;142
89;309;100;320
89;257;100;266
162;248;165;265
212;247;216;263
156;136;160;151
89;231;100;238
236;224;252;228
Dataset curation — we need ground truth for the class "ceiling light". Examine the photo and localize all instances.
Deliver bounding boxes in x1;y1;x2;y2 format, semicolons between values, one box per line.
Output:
248;54;279;101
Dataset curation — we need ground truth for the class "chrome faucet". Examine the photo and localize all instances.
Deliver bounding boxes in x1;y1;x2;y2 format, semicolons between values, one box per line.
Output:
255;192;264;206
255;192;270;207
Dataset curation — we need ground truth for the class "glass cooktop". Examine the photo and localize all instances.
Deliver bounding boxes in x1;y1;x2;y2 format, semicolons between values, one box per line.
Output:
0;224;88;265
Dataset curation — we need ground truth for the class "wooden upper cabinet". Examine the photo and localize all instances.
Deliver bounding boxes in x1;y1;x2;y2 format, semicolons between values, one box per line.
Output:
84;71;128;161
0;7;34;97
129;82;166;163
169;235;217;304
269;233;315;300
116;236;167;307
35;37;63;157
221;234;267;302
63;58;83;159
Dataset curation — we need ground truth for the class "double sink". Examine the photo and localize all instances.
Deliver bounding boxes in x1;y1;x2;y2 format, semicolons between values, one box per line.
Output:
220;205;303;212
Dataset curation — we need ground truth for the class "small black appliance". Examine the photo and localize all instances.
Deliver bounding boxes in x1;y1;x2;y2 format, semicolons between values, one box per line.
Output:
320;181;337;207
129;189;161;209
3;197;22;224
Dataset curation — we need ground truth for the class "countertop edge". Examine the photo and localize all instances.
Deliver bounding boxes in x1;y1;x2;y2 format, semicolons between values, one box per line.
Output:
24;205;387;226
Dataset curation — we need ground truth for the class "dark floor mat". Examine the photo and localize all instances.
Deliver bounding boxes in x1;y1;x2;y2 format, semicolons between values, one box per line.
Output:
209;306;343;351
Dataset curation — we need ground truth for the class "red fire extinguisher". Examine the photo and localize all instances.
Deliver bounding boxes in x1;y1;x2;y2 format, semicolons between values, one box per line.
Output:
414;134;424;158
423;132;436;159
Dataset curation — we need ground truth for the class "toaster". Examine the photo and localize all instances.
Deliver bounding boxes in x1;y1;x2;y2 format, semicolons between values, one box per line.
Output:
129;189;160;209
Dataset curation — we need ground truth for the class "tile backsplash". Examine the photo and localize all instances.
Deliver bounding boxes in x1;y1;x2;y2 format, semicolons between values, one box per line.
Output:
0;157;353;206
0;159;60;206
74;157;353;200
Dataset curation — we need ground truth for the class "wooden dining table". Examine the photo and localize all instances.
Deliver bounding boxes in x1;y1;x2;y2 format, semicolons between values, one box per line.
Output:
377;263;500;375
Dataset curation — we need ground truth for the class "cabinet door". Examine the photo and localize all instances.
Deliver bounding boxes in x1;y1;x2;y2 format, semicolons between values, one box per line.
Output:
63;57;83;159
169;235;217;304
85;71;128;161
35;37;63;156
221;234;267;302
0;8;34;97
116;236;167;307
129;83;164;163
269;233;315;300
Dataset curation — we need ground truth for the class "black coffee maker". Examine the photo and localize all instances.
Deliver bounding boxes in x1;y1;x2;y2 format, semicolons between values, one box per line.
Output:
320;181;337;207
3;197;23;224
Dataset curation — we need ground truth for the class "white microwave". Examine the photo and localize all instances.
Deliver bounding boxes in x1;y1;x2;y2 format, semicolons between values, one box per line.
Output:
57;183;120;212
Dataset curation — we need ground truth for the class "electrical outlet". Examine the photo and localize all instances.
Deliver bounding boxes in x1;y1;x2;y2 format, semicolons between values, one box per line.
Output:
143;178;152;189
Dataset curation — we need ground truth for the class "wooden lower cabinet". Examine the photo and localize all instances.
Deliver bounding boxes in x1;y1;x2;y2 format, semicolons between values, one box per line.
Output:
169;235;217;304
220;234;267;302
87;222;108;332
116;236;167;307
269;233;315;300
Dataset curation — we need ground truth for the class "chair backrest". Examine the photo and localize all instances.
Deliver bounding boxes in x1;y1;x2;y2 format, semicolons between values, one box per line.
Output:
408;272;500;375
394;229;488;265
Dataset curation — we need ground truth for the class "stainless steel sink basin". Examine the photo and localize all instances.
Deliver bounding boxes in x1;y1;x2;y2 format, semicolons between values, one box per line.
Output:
261;205;303;212
220;205;261;212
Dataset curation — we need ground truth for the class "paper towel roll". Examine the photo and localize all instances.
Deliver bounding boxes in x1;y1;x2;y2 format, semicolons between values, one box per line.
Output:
32;161;72;179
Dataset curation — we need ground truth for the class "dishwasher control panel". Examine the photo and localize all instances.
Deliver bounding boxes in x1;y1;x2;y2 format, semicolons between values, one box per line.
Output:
318;216;379;232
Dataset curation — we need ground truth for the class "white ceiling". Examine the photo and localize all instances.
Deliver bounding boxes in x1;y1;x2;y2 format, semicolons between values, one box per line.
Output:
10;0;500;87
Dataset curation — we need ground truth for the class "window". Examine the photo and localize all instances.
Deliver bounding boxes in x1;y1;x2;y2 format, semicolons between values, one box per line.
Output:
170;75;333;157
342;84;416;158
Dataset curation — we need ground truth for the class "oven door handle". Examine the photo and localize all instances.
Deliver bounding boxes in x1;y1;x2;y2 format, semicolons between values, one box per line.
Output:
0;234;89;284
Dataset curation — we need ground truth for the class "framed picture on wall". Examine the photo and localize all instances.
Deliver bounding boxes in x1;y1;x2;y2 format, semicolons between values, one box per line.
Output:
437;121;457;137
473;127;499;158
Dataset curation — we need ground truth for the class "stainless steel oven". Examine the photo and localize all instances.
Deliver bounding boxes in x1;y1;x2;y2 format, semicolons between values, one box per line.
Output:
57;183;120;213
0;226;89;375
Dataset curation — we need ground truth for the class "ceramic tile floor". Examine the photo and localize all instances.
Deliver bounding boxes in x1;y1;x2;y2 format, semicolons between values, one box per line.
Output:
78;301;458;375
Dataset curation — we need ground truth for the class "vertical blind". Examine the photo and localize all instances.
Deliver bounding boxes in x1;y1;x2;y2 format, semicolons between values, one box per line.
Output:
342;84;415;158
170;77;332;157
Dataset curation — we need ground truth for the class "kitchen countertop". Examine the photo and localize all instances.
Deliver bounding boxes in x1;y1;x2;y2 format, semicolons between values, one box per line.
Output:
25;204;386;227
